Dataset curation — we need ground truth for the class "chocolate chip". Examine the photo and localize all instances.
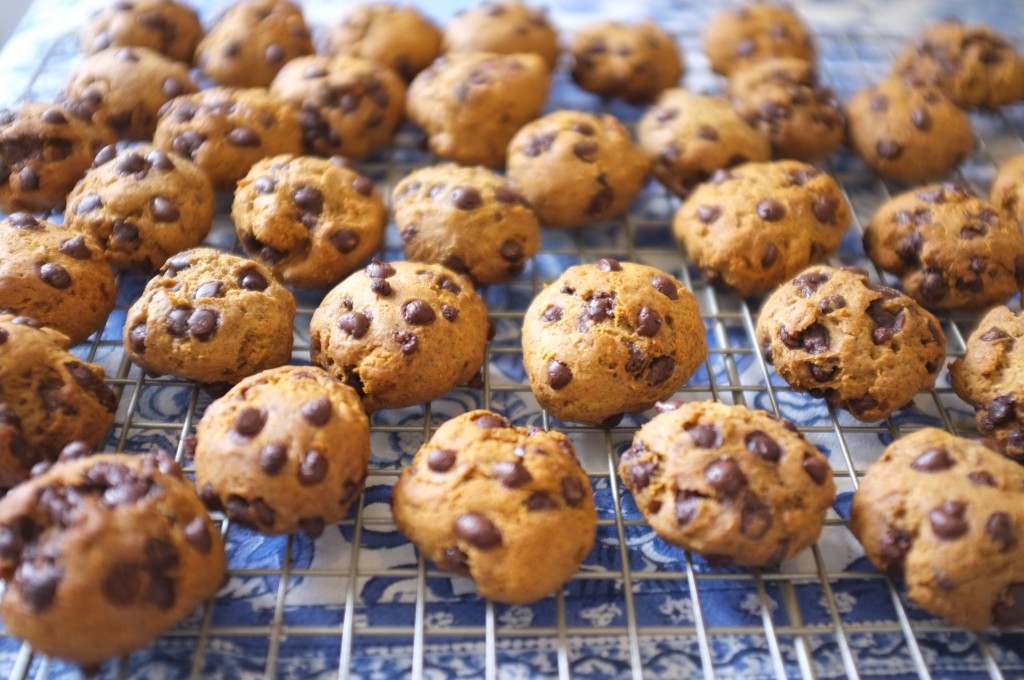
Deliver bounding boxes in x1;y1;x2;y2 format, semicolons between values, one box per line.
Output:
237;267;267;292
788;167;821;186
370;278;392;296
802;454;830;485
128;323;147;353
911;448;955;472
790;323;829;354
74;193;102;215
562;477;586;507
338;311;370;339
744;430;781;462
299;449;328;485
597;258;621;272
635;307;662;337
573;140;598;162
705;458;746;497
474;413;510;429
493;461;532;488
879;526;912;573
184;516;212;553
300;397;332;426
186;308;218;340
162;76;185;97
981;395;1016;429
38;262;71;289
402;300;435;325
929;500;969;540
41;107;68;125
365;258;395;279
524;131;556;156
427;448;456;472
876;140;902;159
57;235;91;260
546;359;572;389
688;423;721;449
234;407;266;438
292;185;324;215
651;275;678;299
16;562;63;612
497;238;524;263
16;166;37;190
172;130;205;158
525;492;558;511
968;469;996;486
253;445;286;479
741;495;773;539
265;43;284;63
697;205;722;223
493;185;524;204
541;305;562;322
756;198;786;221
441;305;458;322
807;362;838;383
250;498;276;527
145;195;181;223
439;276;461;295
792;271;830;297
811;196;839;223
675;490;701;526
846;394;879;417
910;108;932;131
8;213;39;230
586;185;615;216
696;124;719;141
646;356;675;385
987;512;1016;552
454;512;502;548
992;583;1024;626
227;127;260;147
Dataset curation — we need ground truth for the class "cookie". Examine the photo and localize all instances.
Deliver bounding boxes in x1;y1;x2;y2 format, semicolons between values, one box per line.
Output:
726;57;844;162
636;90;771;198
0;314;117;491
703;3;815;76
863;182;1024;311
269;55;406;160
194;365;369;537
79;0;203;64
309;260;490;412
0;103;113;213
232;154;386;287
672;161;850;297
850;428;1024;631
521;259;707;426
620;401;835;567
195;0;313;88
443;1;560;72
569;20;683;103
892;20;1024;110
755;265;946;422
123;247;296;385
153;86;302;189
392;164;541;284
391;409;596;605
60;46;198;141
845;77;973;182
991;154;1024;227
321;3;442;81
0;449;225;670
65;144;214;273
406;52;550;168
506;110;650;228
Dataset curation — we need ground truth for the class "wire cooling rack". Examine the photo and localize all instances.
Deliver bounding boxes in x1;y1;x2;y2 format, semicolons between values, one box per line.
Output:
2;23;1024;680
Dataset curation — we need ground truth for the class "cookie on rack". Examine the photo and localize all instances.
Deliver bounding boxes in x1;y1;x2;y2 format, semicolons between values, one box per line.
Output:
636;90;771;199
406;51;550;167
702;2;815;76
672;160;850;297
79;0;203;64
309;260;490;411
755;265;946;422
392;164;541;284
65;144;214;273
443;1;559;72
569;20;683;103
194;365;370;537
0;449;226;670
391;409;596;604
232;154;386;287
991;154;1024;227
123;247;296;385
621;401;835;567
321;3;441;81
506;110;649;228
850;428;1024;631
863;182;1024;311
845;77;973;182
521;259;707;426
269;55;406;160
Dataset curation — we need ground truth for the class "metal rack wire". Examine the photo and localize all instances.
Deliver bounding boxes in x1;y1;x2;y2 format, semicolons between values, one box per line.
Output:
3;24;1024;680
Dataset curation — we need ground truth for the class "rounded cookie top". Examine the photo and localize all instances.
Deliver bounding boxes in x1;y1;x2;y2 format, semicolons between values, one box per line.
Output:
637;89;770;198
270;55;406;160
406;52;550;168
506;110;649;229
845;77;973;182
443;1;559;72
570;20;683;103
521;259;707;426
726;57;844;162
755;265;946;422
991;154;1024;228
620;401;835;567
0;314;116;491
79;0;203;63
0;450;226;668
309;260;490;411
322;3;441;81
392;163;541;284
391;409;596;605
153;86;302;188
65;144;214;273
850;428;1024;631
672;161;850;297
123;247;297;385
195;365;370;537
232;154;386;287
195;0;313;87
864;182;1024;311
702;3;815;76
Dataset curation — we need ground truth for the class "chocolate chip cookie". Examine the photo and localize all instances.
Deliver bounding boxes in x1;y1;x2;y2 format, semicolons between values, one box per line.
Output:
406;52;550;167
153;86;302;189
755;265;946;422
991;154;1024;227
521;259;707;426
232;154;386;287
79;0;203;64
443;1;560;72
392;164;541;284
636;89;771;198
195;365;369;537
673;161;850;297
569;20;683;103
0;450;225;669
620;401;835;567
123;247;296;385
850;428;1024;631
65;144;214;273
322;3;442;80
863;182;1024;311
703;3;815;76
391;409;596;605
309;260;490;411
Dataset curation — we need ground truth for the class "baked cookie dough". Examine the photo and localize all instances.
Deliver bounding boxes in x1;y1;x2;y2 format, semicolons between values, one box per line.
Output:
851;428;1024;631
79;0;203;63
391;409;596;604
232;154;386;287
570;20;683;103
521;259;707;426
443;1;559;71
991;154;1024;227
703;2;815;76
322;3;441;80
756;265;946;422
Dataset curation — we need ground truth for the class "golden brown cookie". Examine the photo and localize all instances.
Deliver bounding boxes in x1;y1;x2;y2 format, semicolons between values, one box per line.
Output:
703;3;815;76
569;20;683;103
321;3;442;80
991;154;1024;227
443;1;560;71
79;0;203;63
